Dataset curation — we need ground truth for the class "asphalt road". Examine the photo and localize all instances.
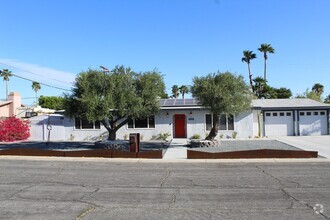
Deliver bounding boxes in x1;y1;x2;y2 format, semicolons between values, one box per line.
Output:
0;158;329;220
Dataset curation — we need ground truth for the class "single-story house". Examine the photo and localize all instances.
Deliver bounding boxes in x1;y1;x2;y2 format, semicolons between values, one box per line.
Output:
28;98;330;141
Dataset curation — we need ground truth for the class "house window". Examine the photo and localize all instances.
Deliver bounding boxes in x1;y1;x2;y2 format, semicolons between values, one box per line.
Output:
205;114;234;131
219;114;227;130
286;112;291;116
127;115;155;129
266;113;271;117
75;117;101;130
314;112;319;116
320;111;326;115
205;114;212;131
280;112;285;116
300;112;305;116
307;112;312;116
227;115;234;130
273;113;278;116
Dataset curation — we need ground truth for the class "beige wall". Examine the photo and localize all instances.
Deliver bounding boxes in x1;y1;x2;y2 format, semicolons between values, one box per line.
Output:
0;92;21;117
0;104;11;117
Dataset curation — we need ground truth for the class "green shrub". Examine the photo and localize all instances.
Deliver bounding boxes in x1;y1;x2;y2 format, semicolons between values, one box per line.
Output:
190;134;201;139
159;132;171;141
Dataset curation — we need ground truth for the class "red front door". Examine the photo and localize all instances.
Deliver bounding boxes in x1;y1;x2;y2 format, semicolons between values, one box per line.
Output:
174;114;186;138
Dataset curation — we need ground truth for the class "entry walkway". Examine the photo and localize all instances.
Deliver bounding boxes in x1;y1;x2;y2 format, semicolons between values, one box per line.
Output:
162;139;188;159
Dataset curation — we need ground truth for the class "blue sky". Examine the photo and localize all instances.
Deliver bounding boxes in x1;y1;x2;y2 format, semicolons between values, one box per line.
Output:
1;0;329;105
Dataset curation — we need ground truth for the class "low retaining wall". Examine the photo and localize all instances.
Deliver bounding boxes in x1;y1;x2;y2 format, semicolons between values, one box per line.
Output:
0;148;163;159
187;149;318;159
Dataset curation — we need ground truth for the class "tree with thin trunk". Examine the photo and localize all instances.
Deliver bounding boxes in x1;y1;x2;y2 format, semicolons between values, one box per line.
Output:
0;69;13;100
191;71;252;140
179;85;189;99
258;43;275;81
241;50;257;91
32;81;41;105
171;85;179;99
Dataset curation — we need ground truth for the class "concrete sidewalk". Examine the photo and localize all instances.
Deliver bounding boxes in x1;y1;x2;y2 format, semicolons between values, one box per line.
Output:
275;136;330;158
162;138;188;159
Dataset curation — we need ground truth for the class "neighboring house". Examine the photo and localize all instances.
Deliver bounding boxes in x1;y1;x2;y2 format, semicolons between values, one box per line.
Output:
0;92;22;117
28;98;330;141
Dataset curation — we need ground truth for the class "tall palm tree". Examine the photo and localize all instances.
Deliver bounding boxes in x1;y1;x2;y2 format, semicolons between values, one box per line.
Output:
0;69;13;100
258;43;275;81
242;50;257;91
32;81;41;105
179;85;189;99
171;85;179;99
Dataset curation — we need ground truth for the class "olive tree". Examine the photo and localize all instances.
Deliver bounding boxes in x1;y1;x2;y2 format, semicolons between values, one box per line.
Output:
191;71;252;140
63;66;166;140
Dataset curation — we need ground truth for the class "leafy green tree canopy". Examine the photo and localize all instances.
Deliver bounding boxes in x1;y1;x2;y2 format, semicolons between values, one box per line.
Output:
296;84;325;102
191;71;252;140
274;87;292;99
63;66;166;140
252;77;292;99
38;96;65;110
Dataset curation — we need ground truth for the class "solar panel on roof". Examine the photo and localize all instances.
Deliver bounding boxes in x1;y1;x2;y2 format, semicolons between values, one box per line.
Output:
176;99;185;105
184;99;194;105
159;98;200;107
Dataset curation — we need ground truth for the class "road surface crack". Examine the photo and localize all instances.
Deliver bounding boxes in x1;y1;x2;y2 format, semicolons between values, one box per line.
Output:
160;169;171;187
168;188;179;209
256;165;329;219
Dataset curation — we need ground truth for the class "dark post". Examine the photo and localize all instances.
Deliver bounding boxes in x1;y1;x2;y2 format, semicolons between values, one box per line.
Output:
129;133;140;152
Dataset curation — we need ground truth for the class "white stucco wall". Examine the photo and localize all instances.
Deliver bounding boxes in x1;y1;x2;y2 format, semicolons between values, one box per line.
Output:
235;110;254;139
116;109;210;141
28;109;257;141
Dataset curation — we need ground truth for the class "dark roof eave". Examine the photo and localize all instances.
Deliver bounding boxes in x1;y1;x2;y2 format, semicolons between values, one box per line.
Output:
254;106;330;111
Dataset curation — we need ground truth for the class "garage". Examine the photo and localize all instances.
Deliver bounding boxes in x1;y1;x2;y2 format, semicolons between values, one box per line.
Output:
264;111;294;136
299;110;328;135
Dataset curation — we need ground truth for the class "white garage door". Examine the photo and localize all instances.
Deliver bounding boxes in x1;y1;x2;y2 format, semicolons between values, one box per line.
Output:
265;111;294;136
299;111;328;136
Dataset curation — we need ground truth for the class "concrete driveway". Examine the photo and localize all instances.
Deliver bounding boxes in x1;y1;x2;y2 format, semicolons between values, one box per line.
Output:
275;136;330;158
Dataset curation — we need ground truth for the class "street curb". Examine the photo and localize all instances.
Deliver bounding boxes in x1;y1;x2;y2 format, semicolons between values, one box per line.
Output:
0;156;329;163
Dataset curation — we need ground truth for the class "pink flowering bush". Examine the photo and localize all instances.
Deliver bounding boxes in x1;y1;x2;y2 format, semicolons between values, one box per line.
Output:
0;117;30;142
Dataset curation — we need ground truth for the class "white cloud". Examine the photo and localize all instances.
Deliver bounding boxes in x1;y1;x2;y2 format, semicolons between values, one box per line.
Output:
0;58;76;88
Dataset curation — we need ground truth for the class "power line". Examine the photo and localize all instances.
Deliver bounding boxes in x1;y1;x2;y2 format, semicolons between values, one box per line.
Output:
0;62;72;85
12;73;72;92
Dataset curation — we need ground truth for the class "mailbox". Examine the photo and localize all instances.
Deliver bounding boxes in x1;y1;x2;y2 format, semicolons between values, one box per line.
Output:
129;133;140;152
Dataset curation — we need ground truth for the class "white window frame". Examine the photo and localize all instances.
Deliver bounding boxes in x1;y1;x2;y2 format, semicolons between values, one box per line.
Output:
205;113;235;131
127;115;156;129
74;117;101;130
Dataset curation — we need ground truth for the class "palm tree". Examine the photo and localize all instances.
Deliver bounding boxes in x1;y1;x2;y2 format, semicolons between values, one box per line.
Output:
0;69;13;100
171;85;179;99
253;77;267;99
32;81;41;105
312;83;324;96
325;94;330;104
258;43;275;81
179;85;189;99
242;50;257;91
